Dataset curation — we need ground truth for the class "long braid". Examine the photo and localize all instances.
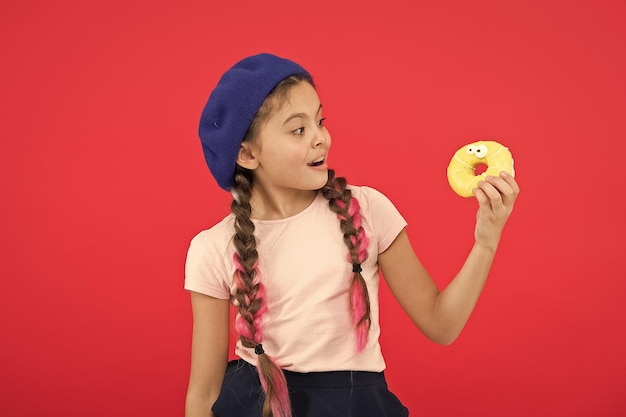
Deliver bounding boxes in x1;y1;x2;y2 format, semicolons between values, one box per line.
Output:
321;169;372;351
231;167;291;417
227;75;368;416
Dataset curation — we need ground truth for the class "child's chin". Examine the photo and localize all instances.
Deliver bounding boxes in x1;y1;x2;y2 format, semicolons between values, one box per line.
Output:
313;173;330;189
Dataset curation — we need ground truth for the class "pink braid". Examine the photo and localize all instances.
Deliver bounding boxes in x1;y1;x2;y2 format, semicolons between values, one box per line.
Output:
233;252;291;417
322;170;373;353
233;253;291;417
231;167;292;417
257;358;291;417
347;198;371;351
233;254;267;343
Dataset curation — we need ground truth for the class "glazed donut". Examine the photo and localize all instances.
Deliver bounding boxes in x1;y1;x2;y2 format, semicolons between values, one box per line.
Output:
447;140;515;197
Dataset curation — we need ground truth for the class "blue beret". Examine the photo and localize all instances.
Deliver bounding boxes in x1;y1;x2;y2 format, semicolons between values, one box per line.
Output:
198;53;311;190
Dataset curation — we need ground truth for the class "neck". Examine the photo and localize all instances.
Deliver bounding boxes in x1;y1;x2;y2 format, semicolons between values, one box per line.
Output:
249;186;318;220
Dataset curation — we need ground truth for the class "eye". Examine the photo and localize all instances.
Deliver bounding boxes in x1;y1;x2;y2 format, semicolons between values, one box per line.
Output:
292;127;305;135
466;146;476;155
317;117;327;127
474;145;488;159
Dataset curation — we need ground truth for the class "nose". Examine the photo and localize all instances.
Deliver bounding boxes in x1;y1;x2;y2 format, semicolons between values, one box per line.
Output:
312;126;330;148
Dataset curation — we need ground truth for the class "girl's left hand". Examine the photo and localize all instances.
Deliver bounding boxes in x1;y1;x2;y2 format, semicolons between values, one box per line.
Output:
472;171;520;251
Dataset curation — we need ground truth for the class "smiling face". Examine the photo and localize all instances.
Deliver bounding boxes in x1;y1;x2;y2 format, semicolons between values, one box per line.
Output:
239;80;332;199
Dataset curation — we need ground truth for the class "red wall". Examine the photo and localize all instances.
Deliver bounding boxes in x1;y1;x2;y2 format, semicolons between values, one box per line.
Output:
2;1;625;416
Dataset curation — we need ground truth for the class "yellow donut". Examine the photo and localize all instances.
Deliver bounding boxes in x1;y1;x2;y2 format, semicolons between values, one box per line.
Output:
447;140;515;197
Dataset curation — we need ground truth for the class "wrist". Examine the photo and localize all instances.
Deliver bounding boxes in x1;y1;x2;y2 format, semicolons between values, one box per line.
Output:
474;238;499;254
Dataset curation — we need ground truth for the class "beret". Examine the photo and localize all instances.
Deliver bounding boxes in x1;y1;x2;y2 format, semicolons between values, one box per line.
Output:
198;53;311;190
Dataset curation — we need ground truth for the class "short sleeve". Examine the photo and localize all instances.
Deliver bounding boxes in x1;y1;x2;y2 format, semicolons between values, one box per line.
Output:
184;229;232;299
355;186;408;253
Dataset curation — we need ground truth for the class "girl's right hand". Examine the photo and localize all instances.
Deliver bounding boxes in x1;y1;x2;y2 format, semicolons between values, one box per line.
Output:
472;171;520;252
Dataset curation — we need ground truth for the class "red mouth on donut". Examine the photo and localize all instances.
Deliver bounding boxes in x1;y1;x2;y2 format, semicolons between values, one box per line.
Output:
474;163;488;175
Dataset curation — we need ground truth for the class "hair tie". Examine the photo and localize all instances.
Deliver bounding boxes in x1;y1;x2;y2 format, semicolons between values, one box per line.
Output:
352;263;362;273
254;344;265;355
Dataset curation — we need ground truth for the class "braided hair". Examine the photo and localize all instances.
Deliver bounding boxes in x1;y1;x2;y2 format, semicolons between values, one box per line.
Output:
229;76;371;417
321;170;371;351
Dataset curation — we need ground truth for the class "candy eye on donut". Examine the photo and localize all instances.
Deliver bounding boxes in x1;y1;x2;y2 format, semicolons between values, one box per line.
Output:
474;145;488;159
466;146;476;155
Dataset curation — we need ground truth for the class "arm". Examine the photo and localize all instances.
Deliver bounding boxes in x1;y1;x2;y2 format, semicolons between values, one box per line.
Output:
185;291;230;417
379;172;519;345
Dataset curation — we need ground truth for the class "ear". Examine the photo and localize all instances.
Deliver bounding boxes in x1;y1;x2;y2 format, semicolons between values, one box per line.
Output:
236;142;259;170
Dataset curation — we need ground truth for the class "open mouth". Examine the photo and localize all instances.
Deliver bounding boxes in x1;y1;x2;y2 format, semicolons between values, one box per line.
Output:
307;158;325;167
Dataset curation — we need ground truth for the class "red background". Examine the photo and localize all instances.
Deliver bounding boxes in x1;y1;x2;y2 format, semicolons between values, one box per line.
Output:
2;0;625;416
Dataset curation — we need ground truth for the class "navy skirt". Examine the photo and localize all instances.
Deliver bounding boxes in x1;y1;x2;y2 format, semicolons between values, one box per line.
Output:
212;360;409;417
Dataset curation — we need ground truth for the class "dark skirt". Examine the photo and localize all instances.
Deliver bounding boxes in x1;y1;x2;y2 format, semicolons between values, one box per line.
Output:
212;360;409;417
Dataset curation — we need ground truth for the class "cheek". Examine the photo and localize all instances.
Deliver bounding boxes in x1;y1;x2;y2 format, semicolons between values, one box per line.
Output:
272;146;305;170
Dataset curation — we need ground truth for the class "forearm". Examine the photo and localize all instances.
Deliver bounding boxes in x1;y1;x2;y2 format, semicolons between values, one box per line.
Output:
429;241;497;344
427;172;519;344
185;293;230;417
185;389;218;417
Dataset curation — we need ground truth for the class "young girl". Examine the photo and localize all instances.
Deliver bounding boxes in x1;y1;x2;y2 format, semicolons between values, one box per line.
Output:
184;53;519;417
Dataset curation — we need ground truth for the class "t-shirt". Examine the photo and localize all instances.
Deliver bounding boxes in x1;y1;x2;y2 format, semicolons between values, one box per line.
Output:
184;185;407;372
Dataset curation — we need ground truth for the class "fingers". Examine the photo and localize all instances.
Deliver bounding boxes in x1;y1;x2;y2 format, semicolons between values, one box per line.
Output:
473;178;505;214
498;171;520;197
472;171;519;213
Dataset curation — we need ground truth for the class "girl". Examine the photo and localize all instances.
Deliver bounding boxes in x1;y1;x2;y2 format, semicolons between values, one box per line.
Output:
184;53;519;417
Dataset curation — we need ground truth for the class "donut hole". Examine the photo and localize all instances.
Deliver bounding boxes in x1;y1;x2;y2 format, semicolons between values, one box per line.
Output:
474;163;488;176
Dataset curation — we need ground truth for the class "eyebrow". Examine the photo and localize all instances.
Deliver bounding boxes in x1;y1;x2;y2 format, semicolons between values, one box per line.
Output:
282;104;322;125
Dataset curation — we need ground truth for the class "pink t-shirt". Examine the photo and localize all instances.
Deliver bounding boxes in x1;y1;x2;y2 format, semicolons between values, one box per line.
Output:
184;185;407;372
